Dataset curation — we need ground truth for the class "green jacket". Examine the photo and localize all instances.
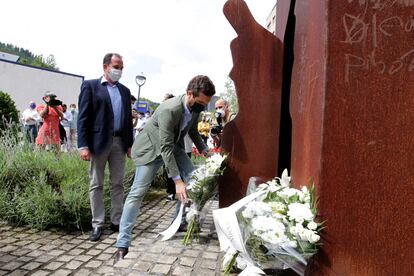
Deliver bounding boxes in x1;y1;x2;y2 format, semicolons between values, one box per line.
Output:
131;95;207;177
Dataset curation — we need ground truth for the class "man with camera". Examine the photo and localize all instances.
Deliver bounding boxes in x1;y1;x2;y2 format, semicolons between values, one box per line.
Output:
210;99;236;149
77;53;134;242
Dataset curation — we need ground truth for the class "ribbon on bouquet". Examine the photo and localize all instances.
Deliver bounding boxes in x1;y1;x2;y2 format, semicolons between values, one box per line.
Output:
158;202;207;241
159;204;184;241
213;188;268;275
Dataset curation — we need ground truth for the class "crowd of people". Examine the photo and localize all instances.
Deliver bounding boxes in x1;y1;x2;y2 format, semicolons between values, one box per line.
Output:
17;52;236;265
20;94;78;155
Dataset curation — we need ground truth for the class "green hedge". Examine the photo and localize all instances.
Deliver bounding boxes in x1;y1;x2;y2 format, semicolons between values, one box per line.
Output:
0;127;166;231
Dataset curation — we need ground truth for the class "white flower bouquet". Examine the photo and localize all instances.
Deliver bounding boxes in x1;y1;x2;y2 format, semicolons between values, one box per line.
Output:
213;170;323;276
159;153;227;243
182;153;227;245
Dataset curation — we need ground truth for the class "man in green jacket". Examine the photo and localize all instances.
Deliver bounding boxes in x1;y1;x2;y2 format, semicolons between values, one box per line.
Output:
115;75;216;261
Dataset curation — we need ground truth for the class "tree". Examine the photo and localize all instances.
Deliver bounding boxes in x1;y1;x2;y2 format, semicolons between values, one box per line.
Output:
220;75;238;114
0;91;19;131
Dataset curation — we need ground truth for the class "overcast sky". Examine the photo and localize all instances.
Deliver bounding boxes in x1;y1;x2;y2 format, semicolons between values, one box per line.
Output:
1;0;276;103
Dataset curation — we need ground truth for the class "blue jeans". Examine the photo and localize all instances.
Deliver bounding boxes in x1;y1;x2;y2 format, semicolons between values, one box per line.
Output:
116;147;194;248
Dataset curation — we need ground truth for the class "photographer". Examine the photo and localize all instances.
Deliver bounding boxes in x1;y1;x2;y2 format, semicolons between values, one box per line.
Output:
35;92;64;154
210;99;236;149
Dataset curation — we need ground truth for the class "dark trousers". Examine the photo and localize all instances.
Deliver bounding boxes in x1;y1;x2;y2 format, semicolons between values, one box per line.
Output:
24;125;38;144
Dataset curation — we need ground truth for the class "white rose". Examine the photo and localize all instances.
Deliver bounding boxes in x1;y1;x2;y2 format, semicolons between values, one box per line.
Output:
307;221;317;230
309;233;320;243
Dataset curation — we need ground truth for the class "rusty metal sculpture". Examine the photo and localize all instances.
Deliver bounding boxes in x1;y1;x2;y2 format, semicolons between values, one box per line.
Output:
219;0;284;207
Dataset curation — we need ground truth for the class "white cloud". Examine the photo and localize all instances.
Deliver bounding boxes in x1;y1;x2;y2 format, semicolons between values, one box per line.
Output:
1;0;276;102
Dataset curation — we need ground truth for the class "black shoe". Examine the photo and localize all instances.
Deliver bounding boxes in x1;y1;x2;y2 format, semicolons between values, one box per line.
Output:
114;247;128;264
89;227;102;242
166;194;175;201
110;223;119;232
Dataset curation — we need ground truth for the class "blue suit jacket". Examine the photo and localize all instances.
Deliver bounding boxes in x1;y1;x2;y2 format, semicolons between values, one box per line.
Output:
77;78;133;155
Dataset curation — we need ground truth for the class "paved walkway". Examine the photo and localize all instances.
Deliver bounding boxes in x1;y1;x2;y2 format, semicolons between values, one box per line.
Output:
0;199;227;276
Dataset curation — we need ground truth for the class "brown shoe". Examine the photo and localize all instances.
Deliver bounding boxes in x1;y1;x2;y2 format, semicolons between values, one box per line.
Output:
114;247;128;264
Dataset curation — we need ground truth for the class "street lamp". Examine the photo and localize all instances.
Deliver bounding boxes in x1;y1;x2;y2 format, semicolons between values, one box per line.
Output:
135;73;146;105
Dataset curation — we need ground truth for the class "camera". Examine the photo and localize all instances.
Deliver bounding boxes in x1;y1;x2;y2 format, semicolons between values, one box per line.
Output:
44;93;62;107
210;111;223;136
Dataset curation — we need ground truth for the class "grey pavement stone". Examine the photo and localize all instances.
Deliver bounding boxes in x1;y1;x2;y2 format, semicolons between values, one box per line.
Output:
180;257;197;267
95;253;113;261
157;255;177;265
150;263;171;274
140;253;159;262
0;237;18;244
95;243;110;250
2;261;24;270
43;261;64;270
11;249;31;257
132;261;152;272
96;266;116;274
0;245;18;252
48;249;65;256
164;247;183;255
53;269;72;276
172;265;192;276
124;251;140;259
39;244;57;251
20;261;42;270
200;259;217;270
27;250;47;257
84;260;102;268
0;254;16;262
197;269;218;276
103;247;117;254
34;254;54;263
14;240;31;246
0;200;223;276
59;244;76;251
202;251;219;260
72;268;92;276
56;255;75;262
68;248;85;255
30;270;50;276
16;256;34;263
73;255;93;262
23;243;42;250
65;260;83;270
114;258;134;268
85;249;102;256
7;270;29;276
77;243;94;249
182;249;200;257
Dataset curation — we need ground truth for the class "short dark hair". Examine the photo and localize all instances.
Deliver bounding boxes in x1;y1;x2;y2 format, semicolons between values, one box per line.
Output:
186;75;215;97
103;53;122;65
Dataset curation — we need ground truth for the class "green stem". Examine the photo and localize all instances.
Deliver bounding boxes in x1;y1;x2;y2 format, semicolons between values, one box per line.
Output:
223;252;239;276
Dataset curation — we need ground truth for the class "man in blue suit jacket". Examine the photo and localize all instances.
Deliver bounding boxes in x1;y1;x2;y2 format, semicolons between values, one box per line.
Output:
77;53;133;242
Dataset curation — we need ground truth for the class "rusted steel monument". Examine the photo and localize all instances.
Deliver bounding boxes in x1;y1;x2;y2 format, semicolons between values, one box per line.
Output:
219;0;414;275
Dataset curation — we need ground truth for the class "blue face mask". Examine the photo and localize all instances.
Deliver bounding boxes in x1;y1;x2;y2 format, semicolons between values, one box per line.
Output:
30;103;36;109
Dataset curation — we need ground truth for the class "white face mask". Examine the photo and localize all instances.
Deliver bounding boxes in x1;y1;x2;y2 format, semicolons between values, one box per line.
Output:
216;109;225;117
70;108;76;112
108;67;122;82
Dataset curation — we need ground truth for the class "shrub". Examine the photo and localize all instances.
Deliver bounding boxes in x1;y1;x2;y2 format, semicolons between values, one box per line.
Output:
0;126;167;231
0;91;19;132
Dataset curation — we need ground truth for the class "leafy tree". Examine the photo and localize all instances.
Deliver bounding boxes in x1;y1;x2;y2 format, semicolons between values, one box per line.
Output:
0;91;19;131
139;96;160;112
0;41;59;70
220;75;239;114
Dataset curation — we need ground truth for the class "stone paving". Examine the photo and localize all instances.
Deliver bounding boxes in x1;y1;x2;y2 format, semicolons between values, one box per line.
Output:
0;198;228;276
